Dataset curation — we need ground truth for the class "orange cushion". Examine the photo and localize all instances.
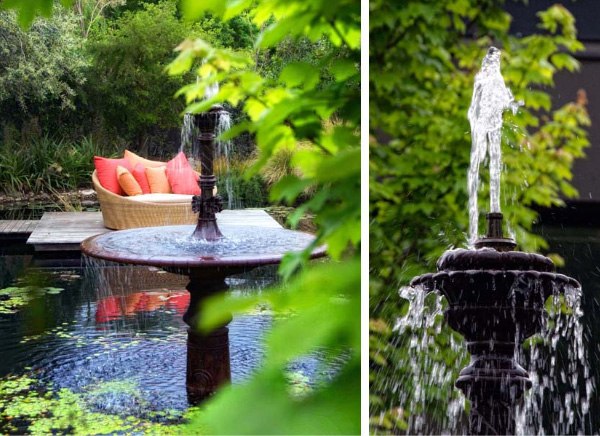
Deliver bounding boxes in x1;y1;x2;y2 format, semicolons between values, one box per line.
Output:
145;166;172;193
166;152;200;195
132;163;151;194
94;157;132;195
124;150;166;168
116;165;143;196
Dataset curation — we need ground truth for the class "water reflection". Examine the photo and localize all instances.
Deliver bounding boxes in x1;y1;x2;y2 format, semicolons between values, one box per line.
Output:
0;259;336;422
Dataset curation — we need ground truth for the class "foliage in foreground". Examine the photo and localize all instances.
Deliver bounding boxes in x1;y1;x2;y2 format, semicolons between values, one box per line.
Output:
167;0;360;433
369;1;590;433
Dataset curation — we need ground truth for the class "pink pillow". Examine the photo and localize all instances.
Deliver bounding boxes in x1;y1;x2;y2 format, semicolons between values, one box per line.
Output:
166;152;200;195
94;156;132;195
132;163;151;194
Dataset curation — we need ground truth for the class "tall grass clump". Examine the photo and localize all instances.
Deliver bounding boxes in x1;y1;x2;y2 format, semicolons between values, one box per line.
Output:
260;141;317;201
0;136;112;194
214;156;268;208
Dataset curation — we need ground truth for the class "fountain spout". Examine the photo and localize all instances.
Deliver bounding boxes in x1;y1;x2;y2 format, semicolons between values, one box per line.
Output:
474;212;516;251
191;105;225;241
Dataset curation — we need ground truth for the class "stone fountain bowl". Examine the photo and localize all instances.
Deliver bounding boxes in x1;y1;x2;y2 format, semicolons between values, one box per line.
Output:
410;248;581;343
81;224;328;278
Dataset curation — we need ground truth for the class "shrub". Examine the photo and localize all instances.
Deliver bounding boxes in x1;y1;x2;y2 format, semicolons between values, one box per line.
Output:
0;136;112;194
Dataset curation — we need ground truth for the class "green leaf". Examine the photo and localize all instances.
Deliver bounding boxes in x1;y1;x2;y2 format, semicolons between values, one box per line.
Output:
315;148;360;182
1;0;57;28
269;175;312;204
280;62;320;90
180;0;227;21
330;59;359;81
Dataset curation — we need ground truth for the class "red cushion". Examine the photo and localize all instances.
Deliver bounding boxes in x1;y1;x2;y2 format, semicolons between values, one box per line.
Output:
94;156;132;195
166;152;200;195
132;163;151;194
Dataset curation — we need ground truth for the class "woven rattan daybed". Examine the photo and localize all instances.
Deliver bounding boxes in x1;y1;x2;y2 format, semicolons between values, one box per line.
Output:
92;170;197;230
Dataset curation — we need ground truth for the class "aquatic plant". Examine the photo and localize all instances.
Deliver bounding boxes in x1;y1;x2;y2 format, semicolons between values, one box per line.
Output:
0;375;187;434
0;285;64;314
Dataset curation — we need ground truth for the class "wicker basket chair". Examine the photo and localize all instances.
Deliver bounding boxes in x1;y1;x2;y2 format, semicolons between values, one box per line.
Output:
92;170;197;230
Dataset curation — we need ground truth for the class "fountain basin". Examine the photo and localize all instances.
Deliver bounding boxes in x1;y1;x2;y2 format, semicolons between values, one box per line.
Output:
410;246;581;434
81;224;327;276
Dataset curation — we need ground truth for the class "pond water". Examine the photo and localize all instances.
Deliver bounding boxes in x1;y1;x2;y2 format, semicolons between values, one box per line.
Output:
0;243;338;431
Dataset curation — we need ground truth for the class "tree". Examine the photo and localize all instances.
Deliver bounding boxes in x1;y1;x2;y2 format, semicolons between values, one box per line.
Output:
0;7;87;136
72;0;125;38
85;1;191;149
369;1;590;433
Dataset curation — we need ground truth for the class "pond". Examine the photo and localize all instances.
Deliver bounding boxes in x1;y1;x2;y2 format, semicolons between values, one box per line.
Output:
0;241;338;433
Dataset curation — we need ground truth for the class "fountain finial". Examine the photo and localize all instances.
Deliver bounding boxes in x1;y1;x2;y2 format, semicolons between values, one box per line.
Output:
191;105;226;241
473;212;516;251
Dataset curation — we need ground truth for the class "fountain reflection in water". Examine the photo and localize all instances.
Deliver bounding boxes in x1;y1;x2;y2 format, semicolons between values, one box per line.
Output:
397;47;593;435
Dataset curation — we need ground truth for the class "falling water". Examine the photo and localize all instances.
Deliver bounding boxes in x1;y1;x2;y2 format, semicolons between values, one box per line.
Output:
394;280;594;434
515;283;594;435
215;111;239;210
387;46;593;435
180;113;195;158
392;286;468;433
467;47;521;244
204;81;219;100
179;81;238;209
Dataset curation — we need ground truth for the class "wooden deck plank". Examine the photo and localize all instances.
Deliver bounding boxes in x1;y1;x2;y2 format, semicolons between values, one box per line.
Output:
0;220;38;234
27;209;282;252
27;212;109;251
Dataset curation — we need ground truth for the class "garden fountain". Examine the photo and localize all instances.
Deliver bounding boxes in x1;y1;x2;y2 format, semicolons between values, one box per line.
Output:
408;48;583;435
82;105;326;403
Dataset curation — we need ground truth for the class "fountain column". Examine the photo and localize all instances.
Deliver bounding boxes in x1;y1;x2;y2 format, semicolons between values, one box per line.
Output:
452;214;531;435
183;273;232;404
192;105;225;241
186;106;230;401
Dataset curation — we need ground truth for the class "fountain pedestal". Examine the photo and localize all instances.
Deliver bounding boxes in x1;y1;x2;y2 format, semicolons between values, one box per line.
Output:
192;106;225;241
448;306;536;434
411;213;580;435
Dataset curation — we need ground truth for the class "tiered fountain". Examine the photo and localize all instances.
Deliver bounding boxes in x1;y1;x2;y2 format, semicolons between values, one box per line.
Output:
82;105;325;403
409;47;582;435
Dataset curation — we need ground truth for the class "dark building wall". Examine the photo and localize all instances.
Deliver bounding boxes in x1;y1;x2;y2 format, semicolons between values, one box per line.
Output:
506;0;600;201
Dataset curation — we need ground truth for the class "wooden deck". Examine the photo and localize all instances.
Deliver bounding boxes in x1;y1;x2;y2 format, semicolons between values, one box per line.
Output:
26;210;281;252
0;220;39;239
27;212;109;252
